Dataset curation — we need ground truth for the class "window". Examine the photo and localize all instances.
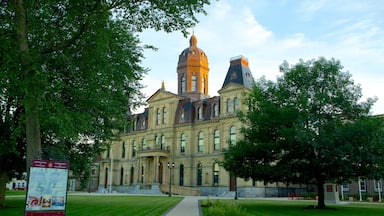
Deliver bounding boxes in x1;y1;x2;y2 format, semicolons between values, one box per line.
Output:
226;98;232;113
213;104;219;117
234;97;239;111
156;108;160;125
180;133;186;153
214;130;220;150
192;75;197;91
197;107;202;120
360;178;367;192
198;132;204;152
213;163;219;186
202;77;205;93
161;135;165;149
120;167;124;185
342;183;349;192
163;107;167;124
142;138;146;150
155;135;159;146
130;167;134;184
132;140;136;157
107;147;110;158
197;163;202;186
121;141;126;158
179;164;184;186
230;126;236;145
181;75;186;93
374;179;382;192
132;119;137;131
180;109;185;120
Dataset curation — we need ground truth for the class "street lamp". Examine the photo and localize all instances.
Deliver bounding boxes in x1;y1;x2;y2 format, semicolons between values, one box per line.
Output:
167;162;175;197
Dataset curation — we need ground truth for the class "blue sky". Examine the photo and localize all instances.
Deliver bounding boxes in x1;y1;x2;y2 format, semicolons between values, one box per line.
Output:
138;0;384;114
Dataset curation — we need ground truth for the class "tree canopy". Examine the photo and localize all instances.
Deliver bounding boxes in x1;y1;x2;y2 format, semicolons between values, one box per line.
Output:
0;0;210;207
222;57;384;209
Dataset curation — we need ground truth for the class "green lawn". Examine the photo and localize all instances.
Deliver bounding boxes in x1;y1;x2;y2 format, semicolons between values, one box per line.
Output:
201;199;384;216
2;195;182;216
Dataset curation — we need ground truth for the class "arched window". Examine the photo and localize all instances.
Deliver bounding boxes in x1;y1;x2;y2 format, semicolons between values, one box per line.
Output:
120;167;124;185
181;75;186;93
192;75;197;91
132;140;136;157
234;97;239;111
230;126;236;145
179;164;184;186
156;108;160;125
197;163;202;186
214;130;220;150
180;133;186;153
121;141;126;158
213;163;219;186
198;132;204;152
162;107;167;124
161;135;165;149
226;98;232;113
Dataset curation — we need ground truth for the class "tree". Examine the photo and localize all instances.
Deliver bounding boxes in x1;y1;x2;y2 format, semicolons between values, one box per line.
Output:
0;0;209;207
222;57;384;209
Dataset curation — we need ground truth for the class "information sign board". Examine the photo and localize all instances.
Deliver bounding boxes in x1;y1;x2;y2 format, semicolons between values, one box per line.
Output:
25;160;69;216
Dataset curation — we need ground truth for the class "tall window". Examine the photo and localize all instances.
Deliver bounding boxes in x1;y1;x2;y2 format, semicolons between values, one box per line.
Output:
121;141;126;158
213;104;219;117
179;164;184;186
180;133;186;153
234;97;239;111
360;178;367;192
213;163;219;186
156;108;160;125
192;75;197;91
181;75;186;93
197;107;202;120
162;107;167;124
155;135;159;146
202;77;205;93
342;183;349;192
132;140;136;157
130;167;134;184
198;132;204;152
161;135;165;149
226;98;232;113
214;130;220;150
230;126;236;145
120;167;124;185
374;179;382;192
197;163;202;186
142;138;146;150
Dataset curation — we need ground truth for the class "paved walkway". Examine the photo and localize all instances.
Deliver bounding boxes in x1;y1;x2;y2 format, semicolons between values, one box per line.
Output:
164;196;202;216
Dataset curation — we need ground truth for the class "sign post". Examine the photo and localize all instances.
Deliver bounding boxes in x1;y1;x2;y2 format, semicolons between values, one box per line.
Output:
25;160;69;216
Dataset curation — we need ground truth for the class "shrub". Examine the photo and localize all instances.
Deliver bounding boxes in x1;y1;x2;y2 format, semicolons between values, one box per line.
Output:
201;199;246;216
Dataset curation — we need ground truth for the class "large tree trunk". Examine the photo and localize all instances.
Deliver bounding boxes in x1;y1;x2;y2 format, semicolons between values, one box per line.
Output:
0;171;7;208
15;0;42;173
317;181;326;209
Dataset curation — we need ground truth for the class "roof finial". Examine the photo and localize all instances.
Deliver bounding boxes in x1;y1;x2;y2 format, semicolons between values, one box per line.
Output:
161;80;165;89
189;32;197;47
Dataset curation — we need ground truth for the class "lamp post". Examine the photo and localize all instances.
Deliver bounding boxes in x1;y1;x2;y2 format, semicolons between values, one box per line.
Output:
167;162;175;197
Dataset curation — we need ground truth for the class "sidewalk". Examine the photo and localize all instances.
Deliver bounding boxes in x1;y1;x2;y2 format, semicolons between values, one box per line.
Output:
164;196;202;216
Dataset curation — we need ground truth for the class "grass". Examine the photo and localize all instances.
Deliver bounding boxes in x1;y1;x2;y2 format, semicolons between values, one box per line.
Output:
2;194;182;216
201;199;384;216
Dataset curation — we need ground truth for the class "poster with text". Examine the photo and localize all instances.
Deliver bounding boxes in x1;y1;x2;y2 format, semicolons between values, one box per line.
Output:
25;160;69;216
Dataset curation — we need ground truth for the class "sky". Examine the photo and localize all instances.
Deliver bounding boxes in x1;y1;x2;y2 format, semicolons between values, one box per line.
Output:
138;0;384;114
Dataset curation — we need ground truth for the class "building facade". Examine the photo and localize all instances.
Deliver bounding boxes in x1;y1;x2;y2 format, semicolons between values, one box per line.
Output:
97;34;306;197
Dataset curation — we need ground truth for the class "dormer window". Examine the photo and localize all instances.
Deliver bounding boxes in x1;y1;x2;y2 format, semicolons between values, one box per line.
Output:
197;107;203;120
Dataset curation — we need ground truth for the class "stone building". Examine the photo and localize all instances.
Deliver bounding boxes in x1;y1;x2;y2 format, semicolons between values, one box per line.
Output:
97;34;306;197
